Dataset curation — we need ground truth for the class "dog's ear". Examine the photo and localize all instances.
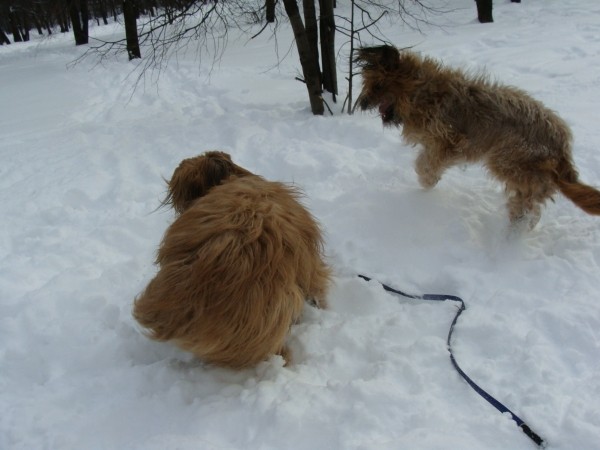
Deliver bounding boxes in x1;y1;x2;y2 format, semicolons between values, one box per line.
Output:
378;45;402;71
355;45;401;72
163;151;252;214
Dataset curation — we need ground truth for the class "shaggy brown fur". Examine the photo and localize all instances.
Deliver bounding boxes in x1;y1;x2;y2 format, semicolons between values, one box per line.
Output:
355;45;600;229
133;151;331;369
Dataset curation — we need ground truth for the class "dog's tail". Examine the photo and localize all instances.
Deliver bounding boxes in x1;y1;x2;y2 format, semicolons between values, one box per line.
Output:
555;158;600;215
558;179;600;215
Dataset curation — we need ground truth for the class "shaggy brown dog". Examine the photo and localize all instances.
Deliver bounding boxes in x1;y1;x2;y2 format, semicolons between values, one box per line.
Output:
133;151;331;369
355;45;600;229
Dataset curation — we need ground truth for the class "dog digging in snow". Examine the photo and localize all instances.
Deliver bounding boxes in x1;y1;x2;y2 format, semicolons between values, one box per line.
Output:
354;45;600;229
133;151;331;369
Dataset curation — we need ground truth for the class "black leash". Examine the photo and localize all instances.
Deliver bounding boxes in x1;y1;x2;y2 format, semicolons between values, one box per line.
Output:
357;274;546;448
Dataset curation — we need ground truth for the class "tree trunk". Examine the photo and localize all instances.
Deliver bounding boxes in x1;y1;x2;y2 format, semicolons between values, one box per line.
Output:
303;0;320;83
96;0;114;22
265;0;275;23
68;0;89;45
0;27;11;45
36;3;53;35
19;10;31;41
345;0;356;114
283;0;324;115
123;0;141;60
34;18;44;36
319;0;337;100
9;8;23;42
58;6;70;33
475;0;493;23
69;1;83;43
81;0;89;41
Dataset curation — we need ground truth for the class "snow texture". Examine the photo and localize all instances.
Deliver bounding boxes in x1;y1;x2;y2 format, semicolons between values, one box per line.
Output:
1;1;599;449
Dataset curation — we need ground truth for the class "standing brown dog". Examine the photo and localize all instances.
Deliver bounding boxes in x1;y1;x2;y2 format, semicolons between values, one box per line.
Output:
133;151;331;369
355;45;600;229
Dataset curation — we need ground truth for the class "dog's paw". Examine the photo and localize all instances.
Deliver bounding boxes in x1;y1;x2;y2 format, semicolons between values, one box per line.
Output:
509;209;541;231
278;345;292;366
417;172;440;189
306;296;327;309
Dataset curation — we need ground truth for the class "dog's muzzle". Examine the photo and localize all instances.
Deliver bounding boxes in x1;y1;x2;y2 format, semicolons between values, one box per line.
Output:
378;100;397;124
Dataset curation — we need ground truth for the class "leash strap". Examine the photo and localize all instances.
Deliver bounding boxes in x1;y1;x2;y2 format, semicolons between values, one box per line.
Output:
357;274;545;447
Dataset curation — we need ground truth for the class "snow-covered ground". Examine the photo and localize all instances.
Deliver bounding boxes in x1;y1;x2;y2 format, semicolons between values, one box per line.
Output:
1;1;600;449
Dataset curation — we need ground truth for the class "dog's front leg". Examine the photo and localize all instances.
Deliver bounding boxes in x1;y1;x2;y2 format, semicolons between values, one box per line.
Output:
415;149;443;189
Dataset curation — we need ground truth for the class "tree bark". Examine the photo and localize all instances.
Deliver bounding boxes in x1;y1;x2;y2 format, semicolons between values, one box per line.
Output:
34;17;44;36
68;0;89;45
16;8;31;41
475;0;493;23
303;0;320;84
58;5;70;33
0;26;11;45
123;0;141;60
81;0;89;41
95;0;109;25
319;0;337;100
282;0;324;115
344;0;357;114
9;8;23;42
265;0;275;23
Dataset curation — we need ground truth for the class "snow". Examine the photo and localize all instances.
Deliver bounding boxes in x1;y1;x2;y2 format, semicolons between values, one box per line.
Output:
1;1;600;449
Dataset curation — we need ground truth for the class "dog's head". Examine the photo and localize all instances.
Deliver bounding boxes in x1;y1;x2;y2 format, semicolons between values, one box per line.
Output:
163;151;253;214
354;45;417;125
354;45;403;73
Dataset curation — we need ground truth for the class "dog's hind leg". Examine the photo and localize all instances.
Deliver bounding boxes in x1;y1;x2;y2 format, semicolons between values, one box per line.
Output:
506;180;555;230
507;190;542;230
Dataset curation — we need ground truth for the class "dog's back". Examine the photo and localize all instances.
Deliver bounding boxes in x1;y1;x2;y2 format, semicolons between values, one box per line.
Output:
134;174;329;368
396;52;572;159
